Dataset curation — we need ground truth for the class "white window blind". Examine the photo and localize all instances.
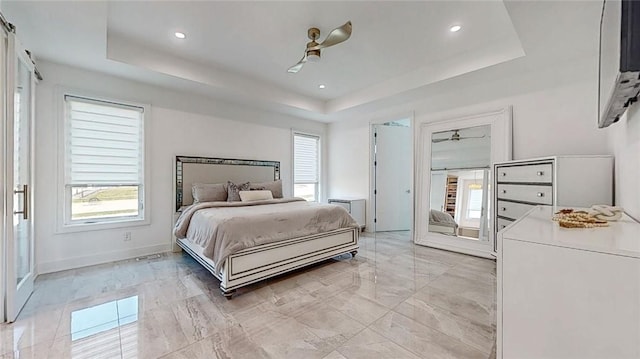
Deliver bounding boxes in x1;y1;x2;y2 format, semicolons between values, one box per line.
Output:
65;96;144;186
293;134;319;183
466;188;483;219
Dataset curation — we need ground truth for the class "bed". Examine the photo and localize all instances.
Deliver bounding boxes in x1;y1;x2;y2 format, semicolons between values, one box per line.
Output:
173;156;360;299
428;209;458;236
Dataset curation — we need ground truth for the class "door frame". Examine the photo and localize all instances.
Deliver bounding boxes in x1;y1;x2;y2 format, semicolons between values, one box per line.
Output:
368;112;415;236
0;23;7;324
3;32;36;322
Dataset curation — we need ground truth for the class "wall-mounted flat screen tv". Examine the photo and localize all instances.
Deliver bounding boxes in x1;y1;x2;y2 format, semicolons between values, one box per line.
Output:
599;0;640;128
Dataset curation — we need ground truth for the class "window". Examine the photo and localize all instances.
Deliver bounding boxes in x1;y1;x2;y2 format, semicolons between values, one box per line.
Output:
466;186;483;219
293;133;320;201
63;95;146;226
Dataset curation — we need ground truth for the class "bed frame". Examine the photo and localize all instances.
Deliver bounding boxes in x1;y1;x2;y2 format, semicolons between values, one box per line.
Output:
174;156;359;299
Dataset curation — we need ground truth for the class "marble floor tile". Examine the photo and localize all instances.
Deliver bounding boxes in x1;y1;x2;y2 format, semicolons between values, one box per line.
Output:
141;276;205;309
24;274;76;311
412;246;472;267
394;296;495;354
10;231;497;359
0;304;63;355
120;304;190;359
425;272;496;312
324;291;390;326
343;272;417;308
159;327;270;359
336;328;421;359
293;302;366;349
444;264;496;286
370;312;486;359
49;326;123;359
170;294;233;343
232;304;333;359
322;351;348;359
408;285;495;328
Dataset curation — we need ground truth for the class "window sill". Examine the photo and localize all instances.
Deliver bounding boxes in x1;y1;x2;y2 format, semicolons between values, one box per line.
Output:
55;217;150;234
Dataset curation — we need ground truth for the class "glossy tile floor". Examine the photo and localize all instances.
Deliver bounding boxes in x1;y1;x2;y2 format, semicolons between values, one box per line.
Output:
0;231;497;359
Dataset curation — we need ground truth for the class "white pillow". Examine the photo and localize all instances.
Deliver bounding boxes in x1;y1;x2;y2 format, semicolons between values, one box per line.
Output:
192;183;227;203
239;190;273;202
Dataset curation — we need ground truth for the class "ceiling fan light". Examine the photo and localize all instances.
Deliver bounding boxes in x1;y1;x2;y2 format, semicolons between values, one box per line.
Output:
307;50;321;63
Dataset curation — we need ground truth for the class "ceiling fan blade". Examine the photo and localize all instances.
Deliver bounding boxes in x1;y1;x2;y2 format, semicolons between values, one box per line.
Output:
287;52;308;73
431;138;450;143
310;21;352;50
458;135;487;140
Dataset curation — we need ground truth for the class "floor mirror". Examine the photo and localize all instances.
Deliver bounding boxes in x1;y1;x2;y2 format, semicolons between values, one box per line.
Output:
415;108;512;258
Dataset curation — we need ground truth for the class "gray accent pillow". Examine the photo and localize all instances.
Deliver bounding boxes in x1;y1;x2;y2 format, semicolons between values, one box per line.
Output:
192;183;227;203
250;180;283;198
227;181;250;202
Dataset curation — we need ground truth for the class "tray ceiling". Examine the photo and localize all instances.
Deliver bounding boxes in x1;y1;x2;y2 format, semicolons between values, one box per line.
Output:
0;1;602;121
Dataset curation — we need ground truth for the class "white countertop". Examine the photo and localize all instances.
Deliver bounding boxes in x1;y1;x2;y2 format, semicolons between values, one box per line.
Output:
501;205;640;259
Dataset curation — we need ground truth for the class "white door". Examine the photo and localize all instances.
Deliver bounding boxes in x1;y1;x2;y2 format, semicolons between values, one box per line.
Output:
4;33;35;322
0;25;6;323
374;124;411;232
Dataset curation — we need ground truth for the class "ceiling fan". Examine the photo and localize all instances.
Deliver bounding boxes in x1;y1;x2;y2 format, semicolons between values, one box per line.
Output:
432;129;486;143
287;21;352;73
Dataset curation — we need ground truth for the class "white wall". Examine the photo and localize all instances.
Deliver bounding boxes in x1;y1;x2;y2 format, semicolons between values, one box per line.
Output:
607;105;640;220
328;58;611;230
35;61;327;274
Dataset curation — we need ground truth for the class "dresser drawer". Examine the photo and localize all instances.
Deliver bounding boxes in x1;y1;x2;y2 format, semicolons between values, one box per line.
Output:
496;163;553;183
496;217;514;232
496;200;536;220
497;184;553;205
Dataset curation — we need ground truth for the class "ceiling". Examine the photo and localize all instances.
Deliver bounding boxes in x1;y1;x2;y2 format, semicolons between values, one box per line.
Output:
0;1;602;122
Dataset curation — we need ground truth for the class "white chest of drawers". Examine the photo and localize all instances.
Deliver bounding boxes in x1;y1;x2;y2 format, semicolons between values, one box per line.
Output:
497;206;640;359
493;156;613;250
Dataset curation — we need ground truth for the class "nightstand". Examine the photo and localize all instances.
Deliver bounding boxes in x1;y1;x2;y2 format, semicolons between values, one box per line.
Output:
328;198;366;230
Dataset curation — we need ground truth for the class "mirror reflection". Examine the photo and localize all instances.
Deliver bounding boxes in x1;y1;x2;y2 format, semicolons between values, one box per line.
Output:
429;125;491;240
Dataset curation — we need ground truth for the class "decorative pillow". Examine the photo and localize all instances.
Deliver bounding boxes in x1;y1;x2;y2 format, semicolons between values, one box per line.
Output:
239;190;273;202
226;181;250;202
249;180;283;198
192;183;227;203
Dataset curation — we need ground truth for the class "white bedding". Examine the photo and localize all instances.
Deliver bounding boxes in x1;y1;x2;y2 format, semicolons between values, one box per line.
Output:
174;198;358;273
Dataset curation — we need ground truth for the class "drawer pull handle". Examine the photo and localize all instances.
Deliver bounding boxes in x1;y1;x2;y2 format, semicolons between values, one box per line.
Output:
501;172;507;176
536;171;544;176
501;190;507;194
537;192;545;197
501;207;506;211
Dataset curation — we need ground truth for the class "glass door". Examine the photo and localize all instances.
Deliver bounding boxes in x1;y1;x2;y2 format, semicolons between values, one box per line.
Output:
0;25;7;324
5;33;35;322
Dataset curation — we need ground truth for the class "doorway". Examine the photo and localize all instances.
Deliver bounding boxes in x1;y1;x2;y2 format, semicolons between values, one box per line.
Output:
372;119;412;232
2;30;36;322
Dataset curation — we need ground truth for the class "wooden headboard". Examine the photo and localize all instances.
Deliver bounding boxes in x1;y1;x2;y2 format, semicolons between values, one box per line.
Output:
175;156;280;211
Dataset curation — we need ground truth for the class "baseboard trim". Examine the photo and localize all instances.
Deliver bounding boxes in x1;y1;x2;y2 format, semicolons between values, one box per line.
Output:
37;244;172;274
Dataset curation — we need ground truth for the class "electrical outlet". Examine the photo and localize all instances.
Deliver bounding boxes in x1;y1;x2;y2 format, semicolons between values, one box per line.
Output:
124;232;132;241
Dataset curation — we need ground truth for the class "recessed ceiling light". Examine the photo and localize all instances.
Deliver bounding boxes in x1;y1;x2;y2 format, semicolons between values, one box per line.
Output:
318;84;326;89
174;32;186;39
450;25;462;33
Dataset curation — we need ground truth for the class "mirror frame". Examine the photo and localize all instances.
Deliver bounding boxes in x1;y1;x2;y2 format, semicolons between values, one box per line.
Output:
414;107;512;258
